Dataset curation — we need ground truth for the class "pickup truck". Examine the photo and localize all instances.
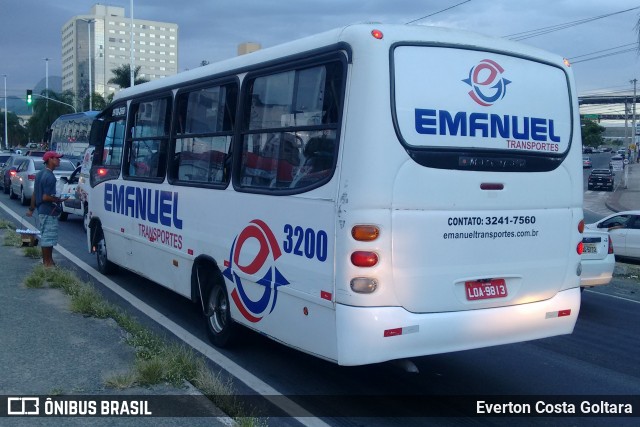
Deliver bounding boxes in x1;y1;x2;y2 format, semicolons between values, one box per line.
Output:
587;168;614;191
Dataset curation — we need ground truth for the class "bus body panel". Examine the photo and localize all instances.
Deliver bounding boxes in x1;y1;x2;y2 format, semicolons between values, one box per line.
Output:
335;287;580;366
389;163;580;312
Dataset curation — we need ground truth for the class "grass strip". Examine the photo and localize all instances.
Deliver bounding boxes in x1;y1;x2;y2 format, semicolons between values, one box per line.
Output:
23;265;266;425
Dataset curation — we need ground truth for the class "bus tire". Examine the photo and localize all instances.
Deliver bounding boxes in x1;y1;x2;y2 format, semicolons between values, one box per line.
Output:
59;211;68;221
205;278;234;347
95;227;116;275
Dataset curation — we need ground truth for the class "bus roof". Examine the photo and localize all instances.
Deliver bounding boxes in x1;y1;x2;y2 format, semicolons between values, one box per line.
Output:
51;111;100;123
113;23;566;103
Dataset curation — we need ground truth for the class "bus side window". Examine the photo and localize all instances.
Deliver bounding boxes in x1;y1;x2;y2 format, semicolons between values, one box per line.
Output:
126;97;171;181
291;132;336;188
238;60;344;192
102;118;125;167
170;83;237;186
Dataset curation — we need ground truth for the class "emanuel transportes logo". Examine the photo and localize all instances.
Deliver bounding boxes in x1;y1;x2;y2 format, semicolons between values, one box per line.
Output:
223;220;289;323
463;59;511;106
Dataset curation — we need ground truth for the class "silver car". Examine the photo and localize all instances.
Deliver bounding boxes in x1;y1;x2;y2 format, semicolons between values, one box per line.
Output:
9;157;76;205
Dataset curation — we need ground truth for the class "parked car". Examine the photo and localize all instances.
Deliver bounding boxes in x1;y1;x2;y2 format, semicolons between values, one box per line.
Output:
582;156;592;168
581;229;614;288
56;166;83;221
25;150;47;157
587;168;614;191
0;155;27;194
0;153;11;168
9;157;76;205
586;211;640;261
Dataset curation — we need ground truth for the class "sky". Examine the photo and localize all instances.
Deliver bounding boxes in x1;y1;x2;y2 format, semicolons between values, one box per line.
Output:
1;0;639;104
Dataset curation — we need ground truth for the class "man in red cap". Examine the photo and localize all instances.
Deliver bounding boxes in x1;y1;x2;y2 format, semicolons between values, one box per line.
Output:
26;151;69;267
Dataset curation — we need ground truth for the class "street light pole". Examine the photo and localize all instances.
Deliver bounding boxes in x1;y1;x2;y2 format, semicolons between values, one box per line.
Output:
3;74;8;150
130;0;135;88
43;57;49;110
632;78;637;161
81;19;95;111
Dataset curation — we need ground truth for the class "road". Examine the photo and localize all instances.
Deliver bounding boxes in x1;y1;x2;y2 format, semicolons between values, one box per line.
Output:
1;169;638;426
583;151;621;220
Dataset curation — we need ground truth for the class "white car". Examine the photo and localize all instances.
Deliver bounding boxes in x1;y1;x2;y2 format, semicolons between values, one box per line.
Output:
581;229;614;288
586;211;640;260
56;166;82;221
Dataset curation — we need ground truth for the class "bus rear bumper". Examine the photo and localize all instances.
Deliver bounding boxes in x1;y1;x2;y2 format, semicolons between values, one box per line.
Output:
335;287;580;366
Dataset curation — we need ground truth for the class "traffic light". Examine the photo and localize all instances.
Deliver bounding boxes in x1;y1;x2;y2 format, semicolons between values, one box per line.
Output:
26;89;32;105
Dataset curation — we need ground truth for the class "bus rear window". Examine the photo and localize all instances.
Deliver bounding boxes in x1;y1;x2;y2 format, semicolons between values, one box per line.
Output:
393;46;572;156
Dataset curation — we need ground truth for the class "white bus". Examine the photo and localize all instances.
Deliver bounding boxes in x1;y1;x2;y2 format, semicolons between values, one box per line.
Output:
87;24;583;366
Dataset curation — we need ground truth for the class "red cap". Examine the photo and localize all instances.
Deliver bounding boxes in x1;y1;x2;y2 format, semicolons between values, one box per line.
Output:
43;151;63;162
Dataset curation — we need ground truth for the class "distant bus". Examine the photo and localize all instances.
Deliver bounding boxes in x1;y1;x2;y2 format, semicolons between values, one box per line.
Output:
50;111;99;156
86;24;583;366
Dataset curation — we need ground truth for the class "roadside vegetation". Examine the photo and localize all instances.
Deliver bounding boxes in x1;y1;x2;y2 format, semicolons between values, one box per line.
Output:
23;265;265;426
10;239;266;426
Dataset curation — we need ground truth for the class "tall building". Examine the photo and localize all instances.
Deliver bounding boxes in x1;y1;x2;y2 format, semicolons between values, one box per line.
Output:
61;4;178;105
237;42;261;56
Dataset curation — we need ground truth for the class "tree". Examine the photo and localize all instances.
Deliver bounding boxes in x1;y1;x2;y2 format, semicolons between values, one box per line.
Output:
0;110;28;148
107;64;149;89
581;119;605;148
26;89;76;144
82;92;107;112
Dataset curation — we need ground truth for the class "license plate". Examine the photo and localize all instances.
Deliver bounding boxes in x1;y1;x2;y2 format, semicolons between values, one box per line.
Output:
465;279;507;301
583;243;598;254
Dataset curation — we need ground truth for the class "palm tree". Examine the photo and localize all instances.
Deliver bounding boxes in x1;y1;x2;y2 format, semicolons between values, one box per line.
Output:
107;64;149;89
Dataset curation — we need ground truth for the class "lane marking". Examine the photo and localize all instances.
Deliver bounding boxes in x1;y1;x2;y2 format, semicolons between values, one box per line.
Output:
1;201;330;426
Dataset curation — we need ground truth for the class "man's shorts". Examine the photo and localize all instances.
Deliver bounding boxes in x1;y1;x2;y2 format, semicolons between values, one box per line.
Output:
38;214;59;247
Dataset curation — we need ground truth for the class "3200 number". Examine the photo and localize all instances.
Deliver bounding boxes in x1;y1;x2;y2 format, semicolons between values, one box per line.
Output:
283;224;328;262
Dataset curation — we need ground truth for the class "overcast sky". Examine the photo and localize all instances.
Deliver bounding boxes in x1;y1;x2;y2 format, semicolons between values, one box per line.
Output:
1;0;639;101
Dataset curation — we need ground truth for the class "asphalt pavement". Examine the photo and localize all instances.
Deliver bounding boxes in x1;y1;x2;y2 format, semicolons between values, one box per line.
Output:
0;160;637;425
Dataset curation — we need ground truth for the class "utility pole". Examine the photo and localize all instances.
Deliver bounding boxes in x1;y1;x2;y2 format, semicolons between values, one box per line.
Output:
3;74;8;150
81;19;95;111
631;78;637;161
43;58;50;110
130;0;135;88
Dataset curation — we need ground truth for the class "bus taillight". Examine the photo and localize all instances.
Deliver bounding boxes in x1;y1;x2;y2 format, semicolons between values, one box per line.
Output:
351;251;378;267
577;241;584;255
578;219;584;233
352;225;380;241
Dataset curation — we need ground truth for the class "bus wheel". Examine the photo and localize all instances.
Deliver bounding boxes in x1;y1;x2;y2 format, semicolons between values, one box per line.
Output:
205;280;234;347
96;227;116;275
